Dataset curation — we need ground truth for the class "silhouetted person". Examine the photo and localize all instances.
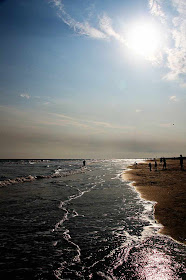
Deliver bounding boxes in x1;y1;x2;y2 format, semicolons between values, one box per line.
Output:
163;158;166;170
180;155;183;170
149;162;152;171
155;160;157;171
83;160;86;167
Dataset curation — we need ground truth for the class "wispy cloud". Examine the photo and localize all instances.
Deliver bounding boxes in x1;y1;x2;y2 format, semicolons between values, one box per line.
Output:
49;113;133;131
51;0;106;39
51;1;127;43
149;0;166;22
50;1;164;64
149;0;186;86
99;14;125;43
20;93;30;99
51;0;186;84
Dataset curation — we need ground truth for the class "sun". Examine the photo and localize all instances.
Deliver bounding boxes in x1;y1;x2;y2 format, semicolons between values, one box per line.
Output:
126;22;162;59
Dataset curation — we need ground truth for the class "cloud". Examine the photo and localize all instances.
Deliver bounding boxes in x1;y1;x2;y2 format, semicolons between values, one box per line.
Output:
135;109;143;113
51;1;126;42
149;0;166;22
51;0;186;80
149;0;186;85
99;14;125;43
50;1;164;64
49;113;133;131
51;0;107;39
164;45;186;83
73;21;107;39
169;95;178;102
20;93;30;99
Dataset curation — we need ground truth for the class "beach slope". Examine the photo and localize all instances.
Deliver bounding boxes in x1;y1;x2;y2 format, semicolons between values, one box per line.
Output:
123;159;186;244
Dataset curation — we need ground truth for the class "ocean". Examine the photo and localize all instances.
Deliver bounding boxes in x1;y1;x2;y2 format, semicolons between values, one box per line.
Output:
0;159;185;279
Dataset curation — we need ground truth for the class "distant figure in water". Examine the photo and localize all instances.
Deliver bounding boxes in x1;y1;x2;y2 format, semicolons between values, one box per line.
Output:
83;160;86;167
155;160;157;171
149;162;152;171
180;155;183;170
163;158;166;170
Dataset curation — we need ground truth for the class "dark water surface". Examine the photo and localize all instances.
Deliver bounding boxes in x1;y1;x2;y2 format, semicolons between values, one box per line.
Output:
0;159;185;279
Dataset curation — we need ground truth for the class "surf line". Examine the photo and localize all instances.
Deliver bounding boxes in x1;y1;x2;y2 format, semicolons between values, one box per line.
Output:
53;183;96;232
52;184;96;243
0;167;88;188
53;184;96;279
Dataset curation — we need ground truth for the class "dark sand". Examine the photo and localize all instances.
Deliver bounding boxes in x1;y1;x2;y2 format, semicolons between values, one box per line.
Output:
123;159;186;244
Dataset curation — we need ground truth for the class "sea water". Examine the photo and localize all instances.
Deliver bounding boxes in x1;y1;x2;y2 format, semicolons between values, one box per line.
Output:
0;159;185;279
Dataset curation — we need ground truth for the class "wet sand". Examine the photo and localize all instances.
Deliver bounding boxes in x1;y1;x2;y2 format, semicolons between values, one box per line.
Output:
123;159;186;244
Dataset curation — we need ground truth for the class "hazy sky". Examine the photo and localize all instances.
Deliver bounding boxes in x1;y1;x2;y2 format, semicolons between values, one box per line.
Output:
0;0;186;158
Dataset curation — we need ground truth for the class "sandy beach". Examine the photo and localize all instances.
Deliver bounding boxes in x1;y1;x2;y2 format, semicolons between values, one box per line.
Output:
123;159;186;244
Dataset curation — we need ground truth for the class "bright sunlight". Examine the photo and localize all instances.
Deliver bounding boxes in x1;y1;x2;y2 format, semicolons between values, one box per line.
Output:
126;22;163;60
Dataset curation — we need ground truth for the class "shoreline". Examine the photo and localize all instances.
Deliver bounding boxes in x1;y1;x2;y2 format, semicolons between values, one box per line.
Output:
123;159;186;245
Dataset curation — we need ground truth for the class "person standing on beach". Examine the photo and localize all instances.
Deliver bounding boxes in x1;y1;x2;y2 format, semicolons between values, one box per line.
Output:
149;162;152;171
163;158;166;170
180;155;183;170
155;160;157;171
83;160;86;167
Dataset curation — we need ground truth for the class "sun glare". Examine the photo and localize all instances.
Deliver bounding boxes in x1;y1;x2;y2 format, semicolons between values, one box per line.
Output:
126;22;162;59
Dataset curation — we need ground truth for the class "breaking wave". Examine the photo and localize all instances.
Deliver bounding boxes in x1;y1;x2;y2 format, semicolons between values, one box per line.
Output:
0;166;88;187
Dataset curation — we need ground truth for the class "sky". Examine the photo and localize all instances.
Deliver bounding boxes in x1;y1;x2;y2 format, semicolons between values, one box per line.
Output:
0;0;186;159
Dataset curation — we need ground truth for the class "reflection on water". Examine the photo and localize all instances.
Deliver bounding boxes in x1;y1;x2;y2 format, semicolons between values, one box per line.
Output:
119;237;185;280
136;247;176;280
0;159;185;279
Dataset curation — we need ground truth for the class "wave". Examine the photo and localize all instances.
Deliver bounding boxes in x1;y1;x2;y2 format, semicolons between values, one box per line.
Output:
0;167;87;187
